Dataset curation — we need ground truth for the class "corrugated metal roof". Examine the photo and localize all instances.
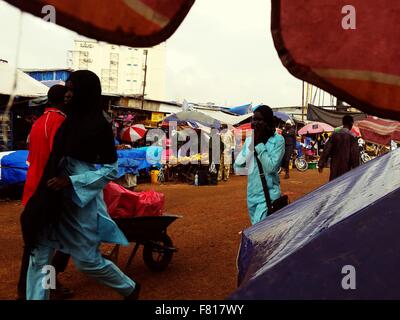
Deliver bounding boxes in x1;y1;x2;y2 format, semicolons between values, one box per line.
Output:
199;109;252;125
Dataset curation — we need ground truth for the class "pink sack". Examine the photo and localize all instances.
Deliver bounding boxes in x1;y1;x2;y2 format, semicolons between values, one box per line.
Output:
103;182;139;218
103;182;164;218
135;189;165;217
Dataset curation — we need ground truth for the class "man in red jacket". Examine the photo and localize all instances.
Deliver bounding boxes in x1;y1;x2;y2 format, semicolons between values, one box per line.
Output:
18;85;73;300
22;86;67;205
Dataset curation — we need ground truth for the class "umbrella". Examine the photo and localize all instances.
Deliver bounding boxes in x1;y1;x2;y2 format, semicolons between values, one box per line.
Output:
298;122;334;135
273;111;293;123
162;111;221;129
120;124;147;143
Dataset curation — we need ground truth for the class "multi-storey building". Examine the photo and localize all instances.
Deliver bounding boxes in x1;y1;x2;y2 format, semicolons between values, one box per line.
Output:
67;40;166;100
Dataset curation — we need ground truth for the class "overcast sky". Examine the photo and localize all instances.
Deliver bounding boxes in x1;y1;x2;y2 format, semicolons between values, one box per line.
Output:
0;0;302;107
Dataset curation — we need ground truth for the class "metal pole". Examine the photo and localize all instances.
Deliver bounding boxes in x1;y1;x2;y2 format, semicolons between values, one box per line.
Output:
141;49;148;110
312;87;318;105
318;88;321;106
302;81;305;122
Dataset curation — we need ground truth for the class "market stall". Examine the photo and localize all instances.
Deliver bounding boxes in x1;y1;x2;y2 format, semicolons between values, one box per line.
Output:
297;121;335;168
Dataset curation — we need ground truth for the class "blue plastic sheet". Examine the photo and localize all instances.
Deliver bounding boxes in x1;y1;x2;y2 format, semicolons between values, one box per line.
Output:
0;150;29;185
116;146;162;177
0;147;163;185
231;148;400;299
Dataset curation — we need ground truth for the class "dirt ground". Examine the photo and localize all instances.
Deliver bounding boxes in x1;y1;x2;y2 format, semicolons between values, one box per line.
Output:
0;169;330;300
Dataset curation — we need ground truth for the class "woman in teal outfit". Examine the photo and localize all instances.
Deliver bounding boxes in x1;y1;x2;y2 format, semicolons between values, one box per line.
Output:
234;105;285;225
23;71;140;300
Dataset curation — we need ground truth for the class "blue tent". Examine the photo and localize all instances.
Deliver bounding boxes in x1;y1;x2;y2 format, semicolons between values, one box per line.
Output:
227;104;252;116
231;148;400;299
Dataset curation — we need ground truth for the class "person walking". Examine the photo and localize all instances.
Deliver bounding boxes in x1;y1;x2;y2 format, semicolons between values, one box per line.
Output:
218;126;234;182
18;85;72;300
281;120;296;179
22;71;140;300
318;115;360;181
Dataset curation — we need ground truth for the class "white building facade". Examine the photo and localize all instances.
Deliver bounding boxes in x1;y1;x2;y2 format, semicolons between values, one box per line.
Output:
67;40;166;100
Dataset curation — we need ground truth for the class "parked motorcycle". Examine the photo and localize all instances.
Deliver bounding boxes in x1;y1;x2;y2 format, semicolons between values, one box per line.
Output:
358;138;372;164
293;149;308;172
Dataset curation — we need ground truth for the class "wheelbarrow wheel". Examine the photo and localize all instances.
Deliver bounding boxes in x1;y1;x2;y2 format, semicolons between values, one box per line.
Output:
143;234;174;272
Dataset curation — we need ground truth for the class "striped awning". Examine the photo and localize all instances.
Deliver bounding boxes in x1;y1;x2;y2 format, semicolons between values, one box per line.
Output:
272;0;400;120
5;0;194;47
356;116;400;145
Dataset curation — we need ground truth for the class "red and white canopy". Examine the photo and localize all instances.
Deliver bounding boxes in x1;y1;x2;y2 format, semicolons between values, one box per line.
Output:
120;124;147;143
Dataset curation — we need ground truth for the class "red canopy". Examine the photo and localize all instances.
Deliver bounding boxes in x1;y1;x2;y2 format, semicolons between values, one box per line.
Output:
5;0;194;47
356;116;400;145
272;0;400;120
234;123;252;131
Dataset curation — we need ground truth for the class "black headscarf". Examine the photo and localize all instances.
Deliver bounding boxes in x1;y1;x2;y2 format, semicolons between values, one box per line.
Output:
254;104;275;139
21;71;116;250
56;70;117;164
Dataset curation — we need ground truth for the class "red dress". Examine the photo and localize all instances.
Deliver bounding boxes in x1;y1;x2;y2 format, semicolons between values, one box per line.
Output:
22;108;66;206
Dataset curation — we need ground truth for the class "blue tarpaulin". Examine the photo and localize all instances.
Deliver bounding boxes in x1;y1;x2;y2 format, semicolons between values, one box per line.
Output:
116;147;162;176
0;151;29;185
231;148;400;299
227;104;252;116
0;147;162;185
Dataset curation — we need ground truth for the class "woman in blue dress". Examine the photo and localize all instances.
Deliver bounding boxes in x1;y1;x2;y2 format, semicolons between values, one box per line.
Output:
22;71;140;300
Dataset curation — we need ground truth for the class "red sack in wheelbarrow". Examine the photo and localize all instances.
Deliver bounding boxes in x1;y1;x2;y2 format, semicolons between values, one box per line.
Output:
103;182;139;218
103;182;164;218
135;189;165;217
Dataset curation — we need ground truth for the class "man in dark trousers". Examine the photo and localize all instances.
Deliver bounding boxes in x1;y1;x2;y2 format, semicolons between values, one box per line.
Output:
281;120;296;179
17;85;73;300
318;115;360;181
